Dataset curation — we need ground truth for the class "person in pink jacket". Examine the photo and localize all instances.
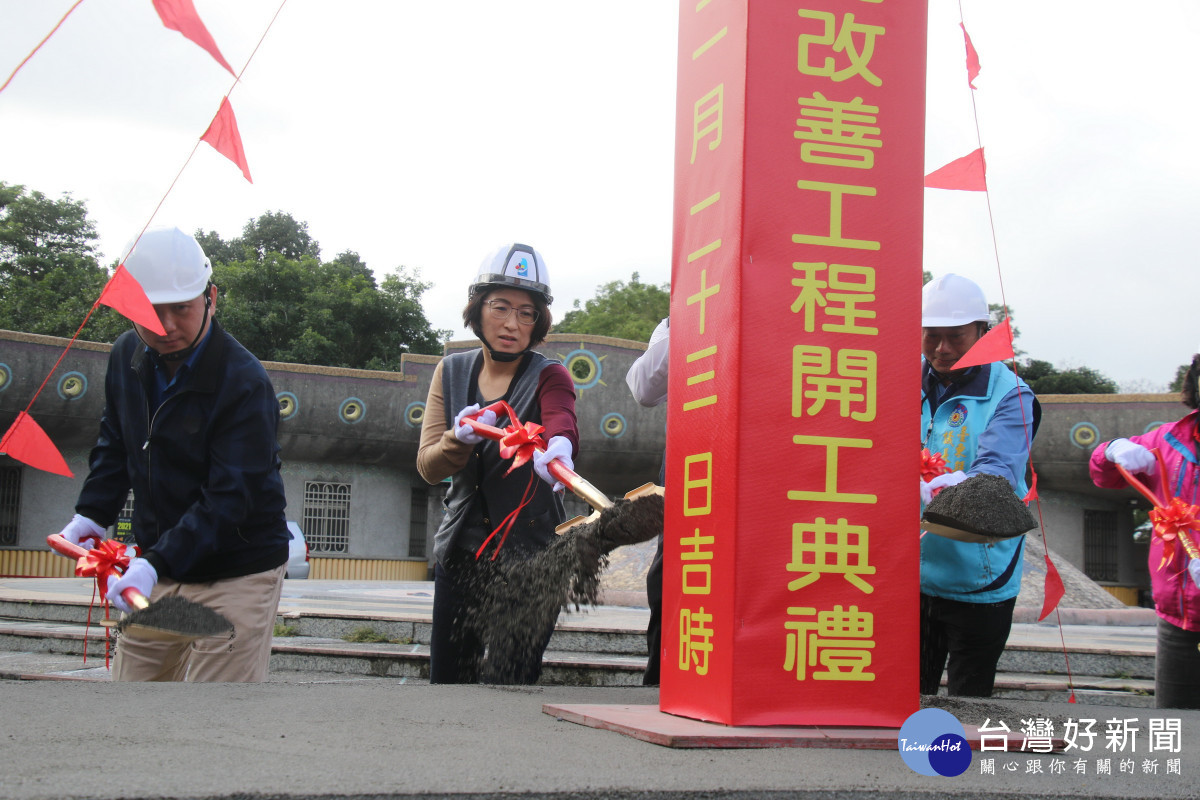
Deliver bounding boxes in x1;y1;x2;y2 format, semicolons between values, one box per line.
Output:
1089;354;1200;708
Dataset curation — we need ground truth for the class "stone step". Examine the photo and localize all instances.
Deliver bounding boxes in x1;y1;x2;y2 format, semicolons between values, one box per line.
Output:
0;578;1162;704
0;622;645;686
0;618;1155;703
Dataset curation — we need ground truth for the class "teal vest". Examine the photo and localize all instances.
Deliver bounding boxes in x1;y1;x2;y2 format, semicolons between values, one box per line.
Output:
920;363;1031;602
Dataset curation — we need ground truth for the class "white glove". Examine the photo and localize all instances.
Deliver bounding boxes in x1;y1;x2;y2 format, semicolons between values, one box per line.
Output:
59;514;105;551
926;471;969;494
1105;438;1157;476
452;404;498;445
920;479;934;506
533;435;574;493
1188;558;1200;589
106;557;158;613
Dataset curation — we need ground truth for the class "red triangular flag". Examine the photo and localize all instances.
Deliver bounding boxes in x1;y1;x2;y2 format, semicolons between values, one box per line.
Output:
924;147;987;191
1022;469;1039;504
151;0;236;77
951;317;1014;371
960;23;981;89
1039;554;1065;621
201;96;253;183
98;263;166;335
0;412;73;477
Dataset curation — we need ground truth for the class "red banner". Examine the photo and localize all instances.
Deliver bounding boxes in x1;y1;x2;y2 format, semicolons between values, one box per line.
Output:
662;0;927;727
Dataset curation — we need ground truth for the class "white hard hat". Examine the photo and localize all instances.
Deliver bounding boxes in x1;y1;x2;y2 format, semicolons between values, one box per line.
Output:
471;243;552;304
922;273;989;327
121;226;212;304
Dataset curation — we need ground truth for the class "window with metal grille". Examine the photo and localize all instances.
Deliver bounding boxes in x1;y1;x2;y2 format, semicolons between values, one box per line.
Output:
409;486;428;559
303;481;351;553
1083;509;1119;582
0;467;20;546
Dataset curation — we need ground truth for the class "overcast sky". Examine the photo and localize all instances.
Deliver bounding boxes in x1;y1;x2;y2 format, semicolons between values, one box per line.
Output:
2;1;1196;390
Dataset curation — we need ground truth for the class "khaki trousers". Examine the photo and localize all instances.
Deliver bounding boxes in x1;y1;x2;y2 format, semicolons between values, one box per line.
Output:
112;563;286;682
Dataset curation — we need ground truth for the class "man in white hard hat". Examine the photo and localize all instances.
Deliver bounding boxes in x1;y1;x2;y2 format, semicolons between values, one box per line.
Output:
55;226;290;682
919;273;1040;697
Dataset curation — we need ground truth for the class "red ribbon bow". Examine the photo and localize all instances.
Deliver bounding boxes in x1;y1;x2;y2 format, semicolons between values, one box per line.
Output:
1115;449;1200;573
499;421;546;476
1150;497;1200;571
75;538;131;597
920;449;949;483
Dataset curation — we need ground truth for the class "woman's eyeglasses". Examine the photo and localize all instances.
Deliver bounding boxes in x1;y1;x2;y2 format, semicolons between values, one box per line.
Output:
484;300;539;326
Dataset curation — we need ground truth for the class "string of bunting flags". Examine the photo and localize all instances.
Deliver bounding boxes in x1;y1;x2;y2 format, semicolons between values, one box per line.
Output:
0;0;282;477
923;5;1073;696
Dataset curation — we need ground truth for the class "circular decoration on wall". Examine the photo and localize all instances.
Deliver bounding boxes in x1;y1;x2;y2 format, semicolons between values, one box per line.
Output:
404;401;425;427
0;363;11;392
1069;421;1099;449
1144;422;1169;435
600;412;627;439
57;371;87;400
277;391;299;420
564;348;602;391
339;397;366;424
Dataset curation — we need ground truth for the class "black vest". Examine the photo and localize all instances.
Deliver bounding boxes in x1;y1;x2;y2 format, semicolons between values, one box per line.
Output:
433;349;567;565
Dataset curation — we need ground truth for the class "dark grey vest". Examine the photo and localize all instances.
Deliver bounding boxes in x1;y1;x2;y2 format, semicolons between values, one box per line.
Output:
433;349;567;565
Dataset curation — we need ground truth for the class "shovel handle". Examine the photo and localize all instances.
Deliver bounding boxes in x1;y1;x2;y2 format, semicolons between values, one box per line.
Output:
461;417;612;512
46;533;150;610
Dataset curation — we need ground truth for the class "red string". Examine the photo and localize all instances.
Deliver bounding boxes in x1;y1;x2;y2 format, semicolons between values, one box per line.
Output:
956;0;1074;699
471;400;547;560
474;471;539;561
0;0;88;95
6;1;292;471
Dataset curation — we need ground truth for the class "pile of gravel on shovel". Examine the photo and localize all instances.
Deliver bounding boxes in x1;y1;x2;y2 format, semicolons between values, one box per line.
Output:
474;493;664;683
921;473;1037;539
116;595;234;639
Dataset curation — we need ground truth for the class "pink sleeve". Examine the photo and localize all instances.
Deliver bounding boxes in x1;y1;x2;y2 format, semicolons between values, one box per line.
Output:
1088;440;1126;489
1089;426;1168;492
537;364;579;455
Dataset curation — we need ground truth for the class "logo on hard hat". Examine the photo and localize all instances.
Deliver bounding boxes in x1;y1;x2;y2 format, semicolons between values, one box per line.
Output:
947;404;968;428
512;257;530;278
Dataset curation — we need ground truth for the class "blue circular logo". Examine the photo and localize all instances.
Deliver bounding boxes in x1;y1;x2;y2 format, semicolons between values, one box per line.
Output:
947;403;968;427
898;708;972;777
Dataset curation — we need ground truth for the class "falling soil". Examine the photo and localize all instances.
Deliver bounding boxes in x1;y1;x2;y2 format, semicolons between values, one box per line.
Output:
117;595;234;639
469;493;664;683
922;473;1037;538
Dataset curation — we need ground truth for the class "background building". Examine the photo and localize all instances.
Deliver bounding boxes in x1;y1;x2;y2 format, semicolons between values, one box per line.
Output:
0;328;1176;604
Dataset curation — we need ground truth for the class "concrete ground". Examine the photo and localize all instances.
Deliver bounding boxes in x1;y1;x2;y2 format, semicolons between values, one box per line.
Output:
1;577;1196;799
4;681;1198;800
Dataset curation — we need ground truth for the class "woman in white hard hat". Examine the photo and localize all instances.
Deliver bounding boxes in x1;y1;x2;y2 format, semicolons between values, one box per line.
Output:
417;243;579;684
1090;354;1200;708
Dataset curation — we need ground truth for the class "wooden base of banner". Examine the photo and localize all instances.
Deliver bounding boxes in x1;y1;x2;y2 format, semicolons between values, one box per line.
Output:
543;704;1056;751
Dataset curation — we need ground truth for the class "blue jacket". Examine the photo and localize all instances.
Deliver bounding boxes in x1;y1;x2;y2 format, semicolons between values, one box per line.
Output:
75;321;289;582
920;360;1039;602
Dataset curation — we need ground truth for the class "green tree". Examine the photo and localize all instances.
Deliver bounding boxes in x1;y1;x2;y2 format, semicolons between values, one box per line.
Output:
1019;360;1118;394
1170;362;1192;393
552;272;669;342
202;213;448;368
0;182;129;342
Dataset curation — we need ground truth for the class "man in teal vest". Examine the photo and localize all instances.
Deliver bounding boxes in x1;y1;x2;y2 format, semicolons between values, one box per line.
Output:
919;273;1040;696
